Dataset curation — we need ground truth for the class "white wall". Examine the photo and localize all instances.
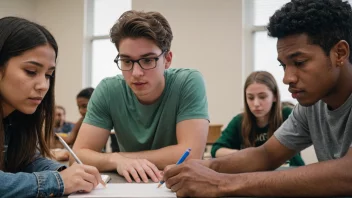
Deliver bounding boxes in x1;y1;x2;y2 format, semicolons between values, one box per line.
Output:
133;0;244;126
0;0;35;19
34;0;85;122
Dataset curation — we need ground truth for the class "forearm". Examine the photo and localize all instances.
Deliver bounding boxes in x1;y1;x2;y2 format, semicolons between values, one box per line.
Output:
121;145;202;169
215;148;238;158
210;147;275;173
0;171;64;198
24;155;65;172
220;158;352;197
73;148;118;172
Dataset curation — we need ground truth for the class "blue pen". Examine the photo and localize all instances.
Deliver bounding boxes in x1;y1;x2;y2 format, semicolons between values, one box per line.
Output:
158;148;191;188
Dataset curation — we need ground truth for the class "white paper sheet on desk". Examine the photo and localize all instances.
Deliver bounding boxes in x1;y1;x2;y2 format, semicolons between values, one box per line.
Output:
68;183;176;198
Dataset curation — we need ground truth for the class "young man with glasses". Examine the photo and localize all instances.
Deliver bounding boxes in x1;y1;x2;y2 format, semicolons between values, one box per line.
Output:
72;10;209;183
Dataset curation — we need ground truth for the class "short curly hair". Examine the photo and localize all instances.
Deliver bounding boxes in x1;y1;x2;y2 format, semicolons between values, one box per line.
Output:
267;0;352;63
110;10;173;52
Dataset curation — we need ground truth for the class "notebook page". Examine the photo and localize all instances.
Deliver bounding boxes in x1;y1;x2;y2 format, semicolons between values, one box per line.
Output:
68;183;176;198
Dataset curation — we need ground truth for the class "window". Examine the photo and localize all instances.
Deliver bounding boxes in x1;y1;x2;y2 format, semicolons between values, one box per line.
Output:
253;0;291;26
251;0;352;103
251;0;294;104
91;39;119;87
88;0;131;87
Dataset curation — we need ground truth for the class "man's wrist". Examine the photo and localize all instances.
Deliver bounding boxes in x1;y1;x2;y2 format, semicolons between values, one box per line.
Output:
207;158;220;172
218;173;241;197
109;152;124;167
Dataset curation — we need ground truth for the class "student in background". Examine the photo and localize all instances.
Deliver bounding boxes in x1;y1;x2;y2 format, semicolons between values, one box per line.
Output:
0;16;103;197
163;0;352;197
59;87;94;145
52;88;94;161
54;105;74;133
211;71;304;166
73;10;209;183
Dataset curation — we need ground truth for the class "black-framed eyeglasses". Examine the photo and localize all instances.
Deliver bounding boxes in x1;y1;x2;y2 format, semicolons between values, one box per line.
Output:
114;51;166;71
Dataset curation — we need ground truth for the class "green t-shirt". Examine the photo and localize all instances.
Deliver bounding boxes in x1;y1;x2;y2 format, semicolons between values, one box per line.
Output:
84;68;209;152
211;107;305;166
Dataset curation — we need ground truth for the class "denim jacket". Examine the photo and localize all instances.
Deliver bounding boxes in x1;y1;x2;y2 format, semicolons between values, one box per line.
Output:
1;113;66;198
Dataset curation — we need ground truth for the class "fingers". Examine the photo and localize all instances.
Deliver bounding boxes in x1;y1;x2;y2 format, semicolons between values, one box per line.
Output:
135;166;149;183
164;164;176;172
165;171;180;189
60;164;100;194
145;160;162;181
77;179;95;193
163;164;181;181
163;164;176;180
141;163;158;182
128;168;141;183
122;170;133;183
80;171;98;188
116;158;160;183
167;175;191;198
129;163;159;183
166;174;185;197
170;179;182;193
82;165;105;187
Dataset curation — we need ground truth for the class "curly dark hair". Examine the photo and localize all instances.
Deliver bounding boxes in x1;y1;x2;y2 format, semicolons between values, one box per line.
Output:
267;0;352;63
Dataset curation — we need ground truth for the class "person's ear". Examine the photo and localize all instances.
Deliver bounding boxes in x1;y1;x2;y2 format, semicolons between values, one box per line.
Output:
164;51;172;69
332;40;349;67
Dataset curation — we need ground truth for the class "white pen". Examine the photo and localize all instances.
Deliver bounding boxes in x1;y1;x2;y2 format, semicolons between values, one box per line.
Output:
55;133;83;164
55;133;106;187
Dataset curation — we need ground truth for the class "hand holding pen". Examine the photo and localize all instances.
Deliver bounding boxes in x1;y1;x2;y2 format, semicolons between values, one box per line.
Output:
158;148;191;188
55;133;106;194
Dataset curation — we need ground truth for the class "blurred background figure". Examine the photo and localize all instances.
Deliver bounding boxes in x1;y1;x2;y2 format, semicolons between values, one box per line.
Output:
60;87;95;145
54;105;75;134
52;88;94;161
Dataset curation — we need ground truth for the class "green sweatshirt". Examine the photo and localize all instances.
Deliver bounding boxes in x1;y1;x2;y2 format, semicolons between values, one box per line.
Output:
211;107;305;166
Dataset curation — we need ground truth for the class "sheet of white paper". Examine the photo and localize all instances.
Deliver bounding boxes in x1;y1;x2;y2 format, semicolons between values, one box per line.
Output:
68;183;176;198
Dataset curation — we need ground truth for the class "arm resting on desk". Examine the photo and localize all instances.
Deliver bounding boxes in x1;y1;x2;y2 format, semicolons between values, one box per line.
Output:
72;123;116;171
209;137;294;173
121;119;208;169
73;119;208;170
221;147;352;197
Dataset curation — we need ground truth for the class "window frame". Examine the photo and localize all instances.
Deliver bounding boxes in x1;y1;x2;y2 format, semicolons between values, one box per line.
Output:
244;0;296;104
84;0;129;88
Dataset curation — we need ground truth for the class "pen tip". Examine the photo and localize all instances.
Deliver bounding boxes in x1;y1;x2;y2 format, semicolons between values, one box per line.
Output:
157;183;162;188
